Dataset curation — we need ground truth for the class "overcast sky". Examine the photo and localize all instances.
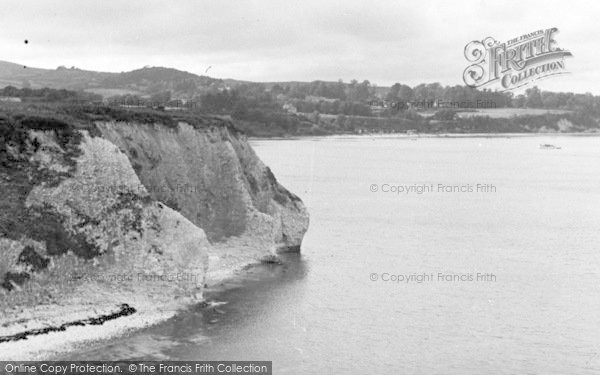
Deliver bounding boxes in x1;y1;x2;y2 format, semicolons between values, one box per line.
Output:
1;0;599;93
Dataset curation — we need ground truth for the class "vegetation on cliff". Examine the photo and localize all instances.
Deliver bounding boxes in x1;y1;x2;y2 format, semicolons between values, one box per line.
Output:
0;104;238;293
0;113;88;291
0;101;308;305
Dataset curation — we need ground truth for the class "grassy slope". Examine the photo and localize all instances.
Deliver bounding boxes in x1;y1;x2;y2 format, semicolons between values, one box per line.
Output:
456;108;572;118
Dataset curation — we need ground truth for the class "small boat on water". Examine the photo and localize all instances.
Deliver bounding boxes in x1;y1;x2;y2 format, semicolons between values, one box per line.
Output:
539;144;561;149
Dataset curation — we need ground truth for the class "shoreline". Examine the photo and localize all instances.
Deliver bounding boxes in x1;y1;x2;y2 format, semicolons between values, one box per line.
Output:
0;253;267;360
250;131;600;141
53;252;304;360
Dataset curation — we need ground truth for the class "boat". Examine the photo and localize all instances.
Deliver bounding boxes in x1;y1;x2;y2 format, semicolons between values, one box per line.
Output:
539;144;561;149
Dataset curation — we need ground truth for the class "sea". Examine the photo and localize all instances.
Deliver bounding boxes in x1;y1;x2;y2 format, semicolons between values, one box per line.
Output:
68;134;600;374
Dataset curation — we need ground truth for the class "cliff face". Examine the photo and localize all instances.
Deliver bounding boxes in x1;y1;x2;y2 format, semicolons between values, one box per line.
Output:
0;111;308;358
96;121;309;278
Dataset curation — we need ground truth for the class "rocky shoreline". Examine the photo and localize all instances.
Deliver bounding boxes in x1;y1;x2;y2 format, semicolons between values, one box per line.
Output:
0;257;281;360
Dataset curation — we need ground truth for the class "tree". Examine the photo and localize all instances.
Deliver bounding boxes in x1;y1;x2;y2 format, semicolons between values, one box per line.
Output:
513;94;526;108
397;85;414;102
412;84;428;100
386;83;401;101
347;80;370;101
525;86;542;108
541;91;559;108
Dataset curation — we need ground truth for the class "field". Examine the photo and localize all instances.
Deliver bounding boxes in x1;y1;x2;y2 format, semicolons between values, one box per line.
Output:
456;108;571;118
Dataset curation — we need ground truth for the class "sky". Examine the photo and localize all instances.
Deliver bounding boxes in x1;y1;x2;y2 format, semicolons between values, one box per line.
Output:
1;0;599;94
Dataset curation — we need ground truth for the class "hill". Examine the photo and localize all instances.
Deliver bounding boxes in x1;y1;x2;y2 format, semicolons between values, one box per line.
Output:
0;60;227;99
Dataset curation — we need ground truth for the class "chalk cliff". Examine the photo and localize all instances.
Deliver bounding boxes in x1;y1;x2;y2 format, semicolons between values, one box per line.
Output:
96;121;309;278
0;108;309;358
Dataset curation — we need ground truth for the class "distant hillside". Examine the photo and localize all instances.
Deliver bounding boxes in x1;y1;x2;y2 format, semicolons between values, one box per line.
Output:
0;60;392;101
0;60;109;91
1;60;599;137
0;60;229;99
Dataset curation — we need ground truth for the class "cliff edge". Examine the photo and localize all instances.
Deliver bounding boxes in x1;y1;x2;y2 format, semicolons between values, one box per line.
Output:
0;106;309;358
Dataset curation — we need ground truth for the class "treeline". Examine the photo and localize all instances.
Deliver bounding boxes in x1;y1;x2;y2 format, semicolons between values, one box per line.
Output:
267;80;513;109
313;110;599;134
273;80;600;117
385;83;513;108
282;79;370;101
512;86;600;115
427;111;599;133
0;86;102;103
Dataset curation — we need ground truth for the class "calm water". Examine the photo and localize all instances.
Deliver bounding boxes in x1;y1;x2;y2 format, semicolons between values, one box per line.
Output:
70;135;600;374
